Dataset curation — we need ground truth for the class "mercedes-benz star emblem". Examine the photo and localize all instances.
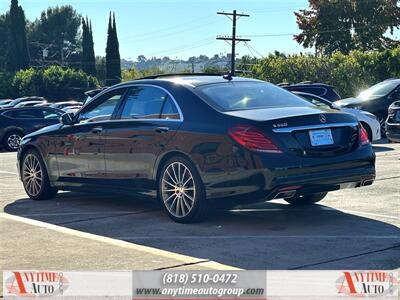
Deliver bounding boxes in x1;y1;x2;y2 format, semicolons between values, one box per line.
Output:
319;114;327;123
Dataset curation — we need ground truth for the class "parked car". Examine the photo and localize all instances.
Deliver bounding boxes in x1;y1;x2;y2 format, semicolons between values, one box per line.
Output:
0;107;63;151
17;75;375;223
0;99;12;106
281;82;341;102
0;96;47;109
386;101;400;142
293;92;381;141
14;100;48;108
50;101;82;110
83;87;108;105
335;79;400;131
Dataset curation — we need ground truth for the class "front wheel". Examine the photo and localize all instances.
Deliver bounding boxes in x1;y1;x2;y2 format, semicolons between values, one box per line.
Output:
21;150;58;200
284;192;328;205
158;157;209;223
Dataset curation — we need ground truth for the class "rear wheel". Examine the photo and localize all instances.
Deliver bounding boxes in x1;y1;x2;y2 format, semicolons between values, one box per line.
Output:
158;157;209;223
3;131;23;151
284;192;328;205
21;150;58;200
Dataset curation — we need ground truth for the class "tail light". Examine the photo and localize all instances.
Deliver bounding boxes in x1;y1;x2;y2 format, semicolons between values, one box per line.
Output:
228;125;282;153
359;124;370;145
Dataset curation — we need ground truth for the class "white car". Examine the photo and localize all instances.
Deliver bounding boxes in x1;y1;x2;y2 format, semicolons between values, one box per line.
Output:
294;92;381;141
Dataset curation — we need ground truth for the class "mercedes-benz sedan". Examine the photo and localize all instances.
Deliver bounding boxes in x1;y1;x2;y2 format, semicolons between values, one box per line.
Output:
17;75;375;223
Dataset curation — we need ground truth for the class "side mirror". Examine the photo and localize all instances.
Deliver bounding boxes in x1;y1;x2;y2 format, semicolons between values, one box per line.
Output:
60;113;75;125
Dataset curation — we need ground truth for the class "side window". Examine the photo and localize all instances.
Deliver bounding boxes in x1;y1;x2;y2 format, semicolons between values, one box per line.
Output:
43;109;62;120
78;89;126;123
121;86;167;119
161;97;180;120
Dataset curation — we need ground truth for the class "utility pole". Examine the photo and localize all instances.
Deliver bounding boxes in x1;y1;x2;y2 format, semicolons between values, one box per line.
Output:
217;10;250;76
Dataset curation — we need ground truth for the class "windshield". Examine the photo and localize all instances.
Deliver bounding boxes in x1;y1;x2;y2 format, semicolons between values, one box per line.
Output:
358;81;399;100
197;81;313;112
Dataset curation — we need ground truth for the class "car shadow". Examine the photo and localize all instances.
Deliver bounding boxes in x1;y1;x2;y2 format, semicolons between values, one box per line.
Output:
4;192;400;270
372;145;395;152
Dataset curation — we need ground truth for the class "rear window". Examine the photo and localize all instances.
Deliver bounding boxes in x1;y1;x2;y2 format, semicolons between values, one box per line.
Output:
197;81;313;112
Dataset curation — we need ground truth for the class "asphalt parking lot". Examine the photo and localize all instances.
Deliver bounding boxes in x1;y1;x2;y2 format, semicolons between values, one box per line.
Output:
0;141;399;279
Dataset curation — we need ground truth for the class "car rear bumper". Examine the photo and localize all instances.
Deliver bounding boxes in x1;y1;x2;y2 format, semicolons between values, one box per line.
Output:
203;145;375;201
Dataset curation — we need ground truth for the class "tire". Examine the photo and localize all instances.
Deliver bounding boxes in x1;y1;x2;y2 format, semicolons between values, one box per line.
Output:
3;131;23;152
158;156;209;223
21;149;58;200
284;192;328;205
361;122;373;142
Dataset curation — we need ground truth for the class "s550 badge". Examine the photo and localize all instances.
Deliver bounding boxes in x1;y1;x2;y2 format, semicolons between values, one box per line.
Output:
273;123;288;128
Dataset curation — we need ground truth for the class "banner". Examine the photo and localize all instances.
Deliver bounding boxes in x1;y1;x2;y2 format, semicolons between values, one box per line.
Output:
3;270;398;299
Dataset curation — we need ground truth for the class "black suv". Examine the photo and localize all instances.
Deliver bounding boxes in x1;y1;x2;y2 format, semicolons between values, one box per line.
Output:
281;82;341;102
335;79;400;130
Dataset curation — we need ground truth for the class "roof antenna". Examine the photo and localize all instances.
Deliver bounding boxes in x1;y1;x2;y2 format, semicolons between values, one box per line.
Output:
223;71;233;81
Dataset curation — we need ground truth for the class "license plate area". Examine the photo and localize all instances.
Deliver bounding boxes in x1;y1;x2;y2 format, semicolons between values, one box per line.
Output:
308;129;334;146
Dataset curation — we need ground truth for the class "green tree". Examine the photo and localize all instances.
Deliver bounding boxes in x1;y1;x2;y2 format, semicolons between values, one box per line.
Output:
0;14;7;69
5;0;30;72
28;5;81;64
295;0;400;55
105;12;121;85
81;17;96;76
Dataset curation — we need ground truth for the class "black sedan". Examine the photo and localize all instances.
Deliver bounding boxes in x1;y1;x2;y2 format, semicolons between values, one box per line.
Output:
386;101;400;142
0;107;63;151
17;75;375;223
335;79;400;130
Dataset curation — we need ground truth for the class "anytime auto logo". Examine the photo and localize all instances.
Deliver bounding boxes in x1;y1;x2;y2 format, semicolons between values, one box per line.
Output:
4;271;69;297
336;271;397;297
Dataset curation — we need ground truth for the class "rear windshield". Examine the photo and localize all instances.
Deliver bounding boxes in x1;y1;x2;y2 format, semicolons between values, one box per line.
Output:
197;81;313;111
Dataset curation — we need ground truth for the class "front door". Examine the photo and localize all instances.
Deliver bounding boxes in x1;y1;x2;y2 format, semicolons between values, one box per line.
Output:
55;88;127;183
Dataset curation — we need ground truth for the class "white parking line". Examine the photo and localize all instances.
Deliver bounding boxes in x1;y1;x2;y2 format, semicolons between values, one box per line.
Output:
0;212;240;270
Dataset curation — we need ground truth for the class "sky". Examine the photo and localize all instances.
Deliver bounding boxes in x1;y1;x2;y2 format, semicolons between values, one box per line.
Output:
0;0;313;61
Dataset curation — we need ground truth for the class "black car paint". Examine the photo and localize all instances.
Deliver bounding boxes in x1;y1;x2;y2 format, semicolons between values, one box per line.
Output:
18;76;375;203
386;100;400;142
335;79;400;122
0;107;63;148
282;83;341;102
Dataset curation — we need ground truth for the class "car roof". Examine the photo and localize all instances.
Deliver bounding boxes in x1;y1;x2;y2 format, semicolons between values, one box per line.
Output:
0;106;61;113
116;74;262;88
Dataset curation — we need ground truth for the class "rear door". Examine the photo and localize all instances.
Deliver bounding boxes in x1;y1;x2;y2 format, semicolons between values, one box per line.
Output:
103;85;182;189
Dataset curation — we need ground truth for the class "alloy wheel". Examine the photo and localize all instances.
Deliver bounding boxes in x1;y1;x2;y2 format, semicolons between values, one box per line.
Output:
161;162;196;218
7;134;22;150
22;154;43;197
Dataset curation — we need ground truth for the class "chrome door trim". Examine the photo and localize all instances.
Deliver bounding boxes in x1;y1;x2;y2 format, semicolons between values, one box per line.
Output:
272;122;359;133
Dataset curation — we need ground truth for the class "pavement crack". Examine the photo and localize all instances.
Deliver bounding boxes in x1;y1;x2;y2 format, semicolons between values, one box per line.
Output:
289;243;400;270
375;175;400;181
154;259;211;270
55;209;159;225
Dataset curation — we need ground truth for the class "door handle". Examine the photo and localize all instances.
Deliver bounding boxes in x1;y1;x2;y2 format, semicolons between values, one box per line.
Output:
155;126;169;133
92;126;103;133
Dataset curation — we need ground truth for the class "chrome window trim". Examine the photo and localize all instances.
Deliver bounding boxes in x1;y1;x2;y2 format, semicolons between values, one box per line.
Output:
272;122;359;133
122;83;184;122
76;84;184;123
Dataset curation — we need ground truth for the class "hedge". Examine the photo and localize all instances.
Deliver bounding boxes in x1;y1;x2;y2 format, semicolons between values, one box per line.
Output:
10;66;99;101
251;46;400;98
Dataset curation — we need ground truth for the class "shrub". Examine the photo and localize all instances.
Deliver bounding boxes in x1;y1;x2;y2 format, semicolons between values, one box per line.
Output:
252;46;400;98
11;66;99;101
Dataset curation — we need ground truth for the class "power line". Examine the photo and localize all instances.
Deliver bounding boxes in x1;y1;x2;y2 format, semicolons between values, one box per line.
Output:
216;10;250;76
